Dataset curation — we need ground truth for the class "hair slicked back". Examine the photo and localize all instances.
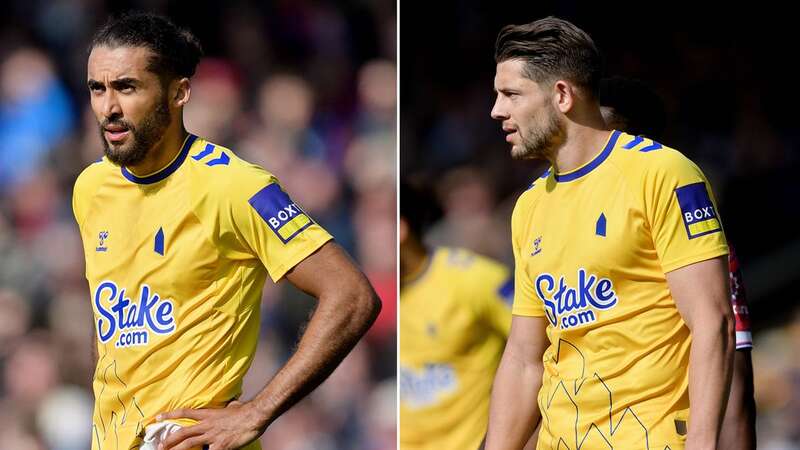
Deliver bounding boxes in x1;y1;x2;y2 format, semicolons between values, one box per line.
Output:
90;12;203;82
495;17;602;97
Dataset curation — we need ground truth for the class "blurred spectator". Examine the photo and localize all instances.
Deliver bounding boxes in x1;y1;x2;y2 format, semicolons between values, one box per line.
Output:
0;48;74;192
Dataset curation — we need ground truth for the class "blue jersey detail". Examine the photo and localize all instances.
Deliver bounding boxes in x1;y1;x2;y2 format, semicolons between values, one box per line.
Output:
639;141;663;152
192;143;215;161
154;227;165;255
205;152;230;166
623;135;644;149
596;213;606;237
121;134;197;184
554;130;620;183
497;277;514;306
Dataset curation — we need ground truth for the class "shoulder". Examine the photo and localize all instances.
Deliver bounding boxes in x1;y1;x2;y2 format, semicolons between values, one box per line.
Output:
185;136;280;198
437;247;508;279
511;178;546;236
513;170;547;211
73;157;115;195
609;133;700;178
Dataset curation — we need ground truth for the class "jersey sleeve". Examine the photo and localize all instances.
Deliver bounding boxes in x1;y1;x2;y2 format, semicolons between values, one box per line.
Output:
227;168;332;282
473;262;514;338
509;196;545;317
642;150;729;273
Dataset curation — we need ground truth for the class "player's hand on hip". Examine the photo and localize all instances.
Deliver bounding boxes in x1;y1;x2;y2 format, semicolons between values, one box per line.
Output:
156;401;265;450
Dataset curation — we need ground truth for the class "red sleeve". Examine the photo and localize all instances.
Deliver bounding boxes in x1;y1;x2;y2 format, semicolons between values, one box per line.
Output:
729;245;753;350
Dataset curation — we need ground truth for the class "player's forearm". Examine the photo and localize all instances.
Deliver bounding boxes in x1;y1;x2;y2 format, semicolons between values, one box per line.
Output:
686;312;735;449
718;351;756;450
247;279;381;428
486;349;543;450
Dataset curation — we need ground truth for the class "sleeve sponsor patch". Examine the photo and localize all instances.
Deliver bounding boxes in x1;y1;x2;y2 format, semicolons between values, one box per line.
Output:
674;182;721;239
248;184;313;243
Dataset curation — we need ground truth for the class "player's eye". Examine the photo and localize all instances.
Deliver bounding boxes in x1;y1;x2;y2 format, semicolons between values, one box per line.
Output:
118;85;135;94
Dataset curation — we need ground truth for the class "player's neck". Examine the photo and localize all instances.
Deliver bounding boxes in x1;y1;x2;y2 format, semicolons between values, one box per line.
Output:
551;123;611;175
126;124;190;177
400;240;430;285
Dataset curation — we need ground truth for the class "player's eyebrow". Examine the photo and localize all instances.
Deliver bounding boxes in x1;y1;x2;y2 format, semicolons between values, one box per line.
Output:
87;77;141;90
109;77;141;89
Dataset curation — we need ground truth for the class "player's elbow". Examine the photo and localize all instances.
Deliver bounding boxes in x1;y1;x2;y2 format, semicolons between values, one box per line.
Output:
345;276;382;332
721;306;736;351
361;286;382;326
690;301;735;353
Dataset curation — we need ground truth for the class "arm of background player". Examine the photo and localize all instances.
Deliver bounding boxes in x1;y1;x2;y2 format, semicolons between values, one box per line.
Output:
667;255;735;450
718;349;756;449
159;241;381;450
485;315;548;450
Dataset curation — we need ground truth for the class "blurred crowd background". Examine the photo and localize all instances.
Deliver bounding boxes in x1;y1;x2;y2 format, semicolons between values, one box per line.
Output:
0;1;396;449
402;2;799;449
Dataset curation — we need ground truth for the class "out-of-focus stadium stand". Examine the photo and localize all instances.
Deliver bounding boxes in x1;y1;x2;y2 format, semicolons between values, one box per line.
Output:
0;1;396;449
402;2;799;448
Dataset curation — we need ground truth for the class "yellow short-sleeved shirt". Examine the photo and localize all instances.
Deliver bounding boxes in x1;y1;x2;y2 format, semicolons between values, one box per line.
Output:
72;134;332;450
511;131;728;450
400;247;513;450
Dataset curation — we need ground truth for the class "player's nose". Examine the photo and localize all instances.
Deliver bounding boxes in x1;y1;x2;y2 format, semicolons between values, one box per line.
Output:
101;91;122;119
490;96;508;121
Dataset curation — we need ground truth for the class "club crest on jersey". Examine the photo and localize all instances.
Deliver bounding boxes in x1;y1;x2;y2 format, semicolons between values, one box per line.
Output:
248;183;313;244
675;182;721;239
535;268;618;329
93;281;176;348
96;231;109;252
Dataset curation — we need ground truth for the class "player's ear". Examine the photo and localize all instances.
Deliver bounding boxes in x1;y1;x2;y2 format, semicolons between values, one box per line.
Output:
399;218;409;245
172;77;191;108
552;80;574;114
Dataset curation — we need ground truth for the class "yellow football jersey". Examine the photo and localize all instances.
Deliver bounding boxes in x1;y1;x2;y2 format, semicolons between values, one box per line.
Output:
511;131;728;450
400;247;513;450
72;134;332;450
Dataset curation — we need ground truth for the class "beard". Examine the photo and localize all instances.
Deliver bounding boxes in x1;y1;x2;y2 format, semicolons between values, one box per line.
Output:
512;104;565;160
100;96;171;167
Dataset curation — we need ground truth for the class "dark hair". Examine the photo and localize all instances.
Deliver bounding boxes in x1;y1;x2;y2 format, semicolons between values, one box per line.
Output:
599;76;666;141
495;17;602;97
400;181;440;239
90;12;203;81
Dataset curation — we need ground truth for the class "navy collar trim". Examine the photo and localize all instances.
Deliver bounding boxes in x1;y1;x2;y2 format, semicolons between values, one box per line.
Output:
553;130;621;183
121;134;197;185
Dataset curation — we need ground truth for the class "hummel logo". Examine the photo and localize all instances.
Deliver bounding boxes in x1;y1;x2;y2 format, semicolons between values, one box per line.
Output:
531;236;542;256
96;231;109;252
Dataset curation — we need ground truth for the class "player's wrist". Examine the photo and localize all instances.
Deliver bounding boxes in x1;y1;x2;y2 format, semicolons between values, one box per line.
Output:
243;397;277;431
685;432;720;450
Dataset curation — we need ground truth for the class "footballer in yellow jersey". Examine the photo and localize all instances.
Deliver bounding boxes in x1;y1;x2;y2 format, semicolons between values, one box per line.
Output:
400;245;513;450
509;130;728;449
487;18;735;450
77;13;380;450
399;182;514;450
